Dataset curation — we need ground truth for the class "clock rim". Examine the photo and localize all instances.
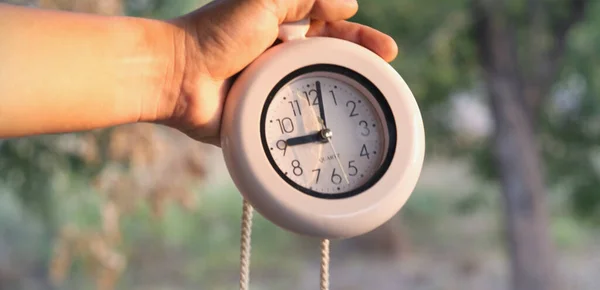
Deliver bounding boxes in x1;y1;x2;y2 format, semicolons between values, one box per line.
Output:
220;37;425;238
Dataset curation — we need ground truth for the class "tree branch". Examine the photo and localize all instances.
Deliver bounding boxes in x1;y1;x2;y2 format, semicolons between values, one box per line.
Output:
472;0;528;119
526;0;589;113
548;0;588;75
472;0;521;76
521;0;549;118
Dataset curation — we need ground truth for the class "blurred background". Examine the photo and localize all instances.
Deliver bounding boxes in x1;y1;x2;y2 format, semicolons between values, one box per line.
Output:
1;0;599;289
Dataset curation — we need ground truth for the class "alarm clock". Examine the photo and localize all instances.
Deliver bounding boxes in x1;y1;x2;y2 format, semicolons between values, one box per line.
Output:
220;19;425;239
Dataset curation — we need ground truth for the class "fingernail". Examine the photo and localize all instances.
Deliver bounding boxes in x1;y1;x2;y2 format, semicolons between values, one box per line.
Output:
343;0;358;6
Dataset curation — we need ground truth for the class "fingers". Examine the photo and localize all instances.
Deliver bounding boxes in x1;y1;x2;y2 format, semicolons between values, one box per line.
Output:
307;20;399;63
261;0;397;62
308;0;358;22
263;0;358;23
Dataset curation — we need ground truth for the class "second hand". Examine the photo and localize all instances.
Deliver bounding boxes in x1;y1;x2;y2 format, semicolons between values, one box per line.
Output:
318;117;350;185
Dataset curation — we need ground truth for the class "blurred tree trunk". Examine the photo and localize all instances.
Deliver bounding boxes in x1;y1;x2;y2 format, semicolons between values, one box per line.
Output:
472;1;587;290
347;216;410;258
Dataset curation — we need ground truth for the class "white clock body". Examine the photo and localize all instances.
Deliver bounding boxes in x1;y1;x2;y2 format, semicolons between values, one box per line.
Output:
220;36;425;239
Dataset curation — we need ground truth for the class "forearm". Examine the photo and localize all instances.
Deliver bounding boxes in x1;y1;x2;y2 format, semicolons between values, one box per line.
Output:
0;4;179;138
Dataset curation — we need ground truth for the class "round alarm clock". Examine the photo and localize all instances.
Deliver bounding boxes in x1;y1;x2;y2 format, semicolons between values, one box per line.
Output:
220;19;425;239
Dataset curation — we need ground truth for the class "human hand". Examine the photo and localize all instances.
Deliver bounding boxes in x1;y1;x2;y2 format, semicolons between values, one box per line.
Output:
151;0;398;146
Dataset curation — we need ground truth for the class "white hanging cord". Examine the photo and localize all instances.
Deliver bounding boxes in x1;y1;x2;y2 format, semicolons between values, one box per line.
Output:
238;199;331;290
320;239;330;290
239;199;254;290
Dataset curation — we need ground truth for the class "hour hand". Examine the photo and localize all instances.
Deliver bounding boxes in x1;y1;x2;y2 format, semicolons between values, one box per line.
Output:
286;132;323;146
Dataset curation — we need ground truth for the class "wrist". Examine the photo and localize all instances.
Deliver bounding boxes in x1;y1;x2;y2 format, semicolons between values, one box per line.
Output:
120;16;185;124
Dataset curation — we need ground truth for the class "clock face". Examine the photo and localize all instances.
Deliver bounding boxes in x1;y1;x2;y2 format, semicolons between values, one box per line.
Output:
260;64;397;199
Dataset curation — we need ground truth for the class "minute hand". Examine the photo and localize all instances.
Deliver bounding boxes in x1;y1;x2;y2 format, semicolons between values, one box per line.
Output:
315;81;326;128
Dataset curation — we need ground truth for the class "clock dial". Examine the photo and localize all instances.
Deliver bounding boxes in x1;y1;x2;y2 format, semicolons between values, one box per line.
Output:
261;65;396;199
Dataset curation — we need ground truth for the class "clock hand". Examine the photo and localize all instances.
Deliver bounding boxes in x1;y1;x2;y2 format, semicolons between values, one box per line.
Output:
315;81;327;128
296;90;326;132
325;135;350;185
286;132;324;146
318;119;350;185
